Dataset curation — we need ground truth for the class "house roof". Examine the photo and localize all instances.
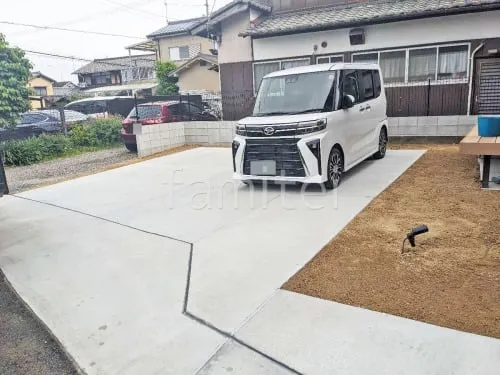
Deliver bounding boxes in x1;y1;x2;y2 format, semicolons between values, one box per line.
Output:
53;81;77;88
169;53;218;76
241;0;500;37
147;17;205;39
73;54;156;75
29;71;56;83
191;0;271;35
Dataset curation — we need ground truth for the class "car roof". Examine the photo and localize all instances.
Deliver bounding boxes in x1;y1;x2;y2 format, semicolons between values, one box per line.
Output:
264;62;381;78
137;101;181;106
66;96;133;105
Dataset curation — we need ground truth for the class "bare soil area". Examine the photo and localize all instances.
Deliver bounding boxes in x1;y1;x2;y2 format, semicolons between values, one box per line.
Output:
285;145;500;338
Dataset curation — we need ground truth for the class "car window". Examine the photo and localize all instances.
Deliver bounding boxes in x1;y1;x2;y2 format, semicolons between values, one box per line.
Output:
91;102;107;114
358;70;375;102
187;103;202;114
342;70;360;103
21;113;49;124
168;104;181;115
67;102;90;115
373;70;382;98
127;105;162;119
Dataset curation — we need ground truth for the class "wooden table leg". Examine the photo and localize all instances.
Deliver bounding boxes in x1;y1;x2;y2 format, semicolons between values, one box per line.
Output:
482;155;491;189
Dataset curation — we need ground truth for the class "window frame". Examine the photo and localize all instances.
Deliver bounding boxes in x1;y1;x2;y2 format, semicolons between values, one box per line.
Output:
351;42;470;86
316;55;344;64
169;45;190;61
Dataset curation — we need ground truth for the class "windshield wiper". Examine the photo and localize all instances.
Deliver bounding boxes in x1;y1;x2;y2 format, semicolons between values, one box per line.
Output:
253;111;292;117
291;108;325;114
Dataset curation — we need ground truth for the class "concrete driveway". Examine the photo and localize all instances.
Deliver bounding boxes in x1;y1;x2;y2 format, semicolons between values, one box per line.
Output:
1;147;498;374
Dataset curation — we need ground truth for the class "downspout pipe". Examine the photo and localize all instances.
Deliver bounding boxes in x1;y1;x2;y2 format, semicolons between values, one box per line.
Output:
467;42;485;116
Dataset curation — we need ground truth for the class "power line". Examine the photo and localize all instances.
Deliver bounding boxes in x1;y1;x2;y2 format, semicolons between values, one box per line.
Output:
23;49;155;70
0;21;143;39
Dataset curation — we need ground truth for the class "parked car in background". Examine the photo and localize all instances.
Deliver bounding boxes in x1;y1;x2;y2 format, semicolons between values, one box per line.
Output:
16;109;90;134
121;101;218;152
65;96;135;118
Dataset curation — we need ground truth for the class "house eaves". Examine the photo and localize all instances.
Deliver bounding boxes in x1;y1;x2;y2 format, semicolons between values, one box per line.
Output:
168;53;218;76
191;0;271;35
29;71;56;83
240;0;500;38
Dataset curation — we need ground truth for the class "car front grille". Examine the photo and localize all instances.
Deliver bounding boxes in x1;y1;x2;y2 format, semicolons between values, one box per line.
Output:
243;124;298;137
243;138;306;177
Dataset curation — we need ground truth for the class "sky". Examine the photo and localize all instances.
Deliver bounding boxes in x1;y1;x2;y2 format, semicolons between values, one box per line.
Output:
0;0;233;83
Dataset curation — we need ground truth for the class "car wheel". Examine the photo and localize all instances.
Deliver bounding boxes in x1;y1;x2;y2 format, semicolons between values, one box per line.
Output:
373;127;388;160
325;147;344;190
125;143;137;152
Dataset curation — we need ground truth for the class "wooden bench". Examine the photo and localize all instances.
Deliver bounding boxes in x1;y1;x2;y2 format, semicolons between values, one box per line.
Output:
459;125;500;188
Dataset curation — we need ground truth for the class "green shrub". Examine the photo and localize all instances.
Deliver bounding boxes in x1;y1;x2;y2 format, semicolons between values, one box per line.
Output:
0;116;123;166
70;117;122;147
2;137;45;165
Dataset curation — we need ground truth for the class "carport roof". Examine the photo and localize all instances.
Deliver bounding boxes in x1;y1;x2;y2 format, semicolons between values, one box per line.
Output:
240;0;500;37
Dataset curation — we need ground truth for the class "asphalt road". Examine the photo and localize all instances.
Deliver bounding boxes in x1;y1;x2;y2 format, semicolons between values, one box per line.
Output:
0;272;78;375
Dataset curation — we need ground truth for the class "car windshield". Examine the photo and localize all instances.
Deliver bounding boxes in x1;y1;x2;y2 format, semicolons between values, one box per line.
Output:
253;71;337;117
127;105;162;119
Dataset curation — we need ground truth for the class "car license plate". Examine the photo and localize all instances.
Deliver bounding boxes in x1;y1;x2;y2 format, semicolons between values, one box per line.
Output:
250;160;276;176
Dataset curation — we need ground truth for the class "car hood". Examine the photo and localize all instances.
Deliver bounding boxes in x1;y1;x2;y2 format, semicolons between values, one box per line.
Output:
238;113;326;126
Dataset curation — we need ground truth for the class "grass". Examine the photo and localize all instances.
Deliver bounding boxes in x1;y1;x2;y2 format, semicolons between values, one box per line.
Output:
284;144;500;338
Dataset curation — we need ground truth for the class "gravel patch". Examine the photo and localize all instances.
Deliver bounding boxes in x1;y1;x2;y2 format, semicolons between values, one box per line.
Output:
5;147;136;194
0;272;78;375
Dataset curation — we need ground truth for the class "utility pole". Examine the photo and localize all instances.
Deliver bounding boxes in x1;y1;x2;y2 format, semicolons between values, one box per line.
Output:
205;0;210;38
165;1;169;26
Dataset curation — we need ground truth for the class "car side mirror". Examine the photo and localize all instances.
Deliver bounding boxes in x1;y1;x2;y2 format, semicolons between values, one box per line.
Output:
341;94;355;109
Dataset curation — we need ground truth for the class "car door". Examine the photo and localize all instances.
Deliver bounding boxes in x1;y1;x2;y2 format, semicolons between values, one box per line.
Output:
336;69;365;166
356;69;378;157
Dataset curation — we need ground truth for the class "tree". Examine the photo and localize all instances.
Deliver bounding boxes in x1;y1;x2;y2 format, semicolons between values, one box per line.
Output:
155;61;179;95
0;34;32;128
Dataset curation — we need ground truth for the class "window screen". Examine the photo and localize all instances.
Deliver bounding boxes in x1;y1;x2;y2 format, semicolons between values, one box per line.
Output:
379;50;405;83
438;45;468;80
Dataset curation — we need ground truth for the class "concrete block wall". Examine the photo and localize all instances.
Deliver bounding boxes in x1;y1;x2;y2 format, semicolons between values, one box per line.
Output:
137;122;186;157
388;116;477;137
136;116;476;157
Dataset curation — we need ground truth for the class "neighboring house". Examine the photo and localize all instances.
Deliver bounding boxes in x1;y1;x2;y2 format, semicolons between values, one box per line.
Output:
73;54;157;95
128;18;221;94
169;53;219;93
146;18;213;63
53;81;79;97
191;0;500;120
27;72;55;109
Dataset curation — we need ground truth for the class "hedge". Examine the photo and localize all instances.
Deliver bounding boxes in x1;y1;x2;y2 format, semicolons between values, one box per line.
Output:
0;117;123;166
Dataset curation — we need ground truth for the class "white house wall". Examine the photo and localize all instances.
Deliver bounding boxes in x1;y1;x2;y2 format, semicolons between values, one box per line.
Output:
219;11;253;64
253;10;500;60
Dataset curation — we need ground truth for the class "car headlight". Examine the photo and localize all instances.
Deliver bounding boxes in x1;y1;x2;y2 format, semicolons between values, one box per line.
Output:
236;124;246;136
296;119;327;135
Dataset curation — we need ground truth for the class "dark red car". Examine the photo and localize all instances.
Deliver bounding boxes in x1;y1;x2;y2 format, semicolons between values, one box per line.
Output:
121;101;218;151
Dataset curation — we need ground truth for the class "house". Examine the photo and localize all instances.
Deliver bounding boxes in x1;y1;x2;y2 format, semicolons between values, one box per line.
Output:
27;72;56;109
52;81;79;97
129;18;221;94
73;54;157;95
191;0;500;120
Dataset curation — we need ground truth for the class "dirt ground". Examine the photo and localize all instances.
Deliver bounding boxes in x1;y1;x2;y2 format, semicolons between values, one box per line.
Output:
284;144;500;338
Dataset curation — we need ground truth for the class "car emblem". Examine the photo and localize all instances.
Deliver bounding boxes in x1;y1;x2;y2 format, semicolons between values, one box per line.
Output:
263;126;275;136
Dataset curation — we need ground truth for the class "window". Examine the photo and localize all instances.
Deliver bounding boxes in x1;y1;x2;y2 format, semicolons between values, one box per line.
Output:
34;87;47;96
169;46;190;61
379;50;405;83
373;70;381;97
341;70;360;104
409;48;437;82
317;55;344;64
281;59;310;70
352;53;378;64
438;45;468;80
359;70;374;101
93;73;112;85
253;59;311;93
254;62;280;92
